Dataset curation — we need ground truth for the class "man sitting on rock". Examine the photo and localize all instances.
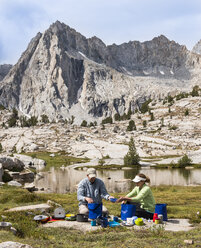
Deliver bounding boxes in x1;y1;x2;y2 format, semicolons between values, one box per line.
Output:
77;168;114;216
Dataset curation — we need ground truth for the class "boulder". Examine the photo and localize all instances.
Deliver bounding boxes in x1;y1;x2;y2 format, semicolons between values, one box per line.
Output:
0;242;32;248
10;170;34;183
23;182;36;192
13;154;46;171
7;180;22;187
0;156;24;172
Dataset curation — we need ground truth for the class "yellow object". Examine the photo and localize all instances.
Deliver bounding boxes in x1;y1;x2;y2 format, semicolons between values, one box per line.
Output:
155;219;160;224
135;218;144;226
66;214;75;217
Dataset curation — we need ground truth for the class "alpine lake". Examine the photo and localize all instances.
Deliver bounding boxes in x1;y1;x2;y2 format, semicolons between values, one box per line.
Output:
34;166;201;194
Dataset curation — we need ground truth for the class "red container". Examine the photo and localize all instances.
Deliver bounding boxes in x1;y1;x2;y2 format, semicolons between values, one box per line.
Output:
153;213;158;222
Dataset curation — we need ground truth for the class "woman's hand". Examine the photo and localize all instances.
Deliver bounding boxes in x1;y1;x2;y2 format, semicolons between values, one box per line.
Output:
116;197;125;203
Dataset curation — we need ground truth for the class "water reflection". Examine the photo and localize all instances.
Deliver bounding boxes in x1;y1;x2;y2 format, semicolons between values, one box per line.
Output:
34;167;201;194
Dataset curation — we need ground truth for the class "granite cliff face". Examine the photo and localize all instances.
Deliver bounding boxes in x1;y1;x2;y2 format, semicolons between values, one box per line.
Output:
0;64;12;81
0;21;201;123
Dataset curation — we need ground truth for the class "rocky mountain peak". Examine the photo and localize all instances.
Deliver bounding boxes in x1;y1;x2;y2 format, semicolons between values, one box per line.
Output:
192;40;201;55
0;21;200;124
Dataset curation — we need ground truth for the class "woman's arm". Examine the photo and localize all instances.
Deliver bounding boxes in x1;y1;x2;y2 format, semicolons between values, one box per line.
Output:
116;196;133;203
116;187;138;203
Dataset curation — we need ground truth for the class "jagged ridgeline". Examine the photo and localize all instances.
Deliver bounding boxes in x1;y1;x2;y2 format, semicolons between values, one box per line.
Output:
0;20;201;124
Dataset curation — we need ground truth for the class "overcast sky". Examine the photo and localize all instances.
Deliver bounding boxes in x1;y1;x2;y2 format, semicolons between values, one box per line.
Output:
0;0;201;64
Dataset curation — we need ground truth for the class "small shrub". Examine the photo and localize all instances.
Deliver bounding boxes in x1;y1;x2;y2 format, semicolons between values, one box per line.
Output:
161;118;164;127
126;120;136;131
41;114;49;123
103;155;110;159
167;95;174;103
20;116;38;127
150;112;154;121
7;108;19;127
0;104;5;110
102;117;113;124
191;85;199;97
70;115;75;124
178;154;192;167
81;120;87;127
168;125;178;130
184;109;189;116
140;99;152;113
142;120;147;128
114;113;121;121
0;143;2;152
176;92;189;100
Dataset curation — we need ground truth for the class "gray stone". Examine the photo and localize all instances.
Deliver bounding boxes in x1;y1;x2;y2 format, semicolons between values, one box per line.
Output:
6;203;51;212
0;241;32;248
23;183;36;192
0;157;24;172
7;181;22;187
13;154;46;171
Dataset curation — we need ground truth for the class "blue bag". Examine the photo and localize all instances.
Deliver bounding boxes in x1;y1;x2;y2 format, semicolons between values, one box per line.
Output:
121;204;136;221
88;203;102;219
155;204;168;221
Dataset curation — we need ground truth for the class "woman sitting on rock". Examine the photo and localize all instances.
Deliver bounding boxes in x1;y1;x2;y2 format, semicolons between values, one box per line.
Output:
116;173;155;219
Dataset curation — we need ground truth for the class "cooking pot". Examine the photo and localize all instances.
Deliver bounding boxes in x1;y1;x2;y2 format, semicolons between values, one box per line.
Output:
76;214;88;222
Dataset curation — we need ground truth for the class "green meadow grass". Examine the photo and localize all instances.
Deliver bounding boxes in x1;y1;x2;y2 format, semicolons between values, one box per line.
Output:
22;151;90;171
0;185;201;247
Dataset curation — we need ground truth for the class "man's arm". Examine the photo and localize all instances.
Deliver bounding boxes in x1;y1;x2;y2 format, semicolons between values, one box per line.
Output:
77;180;93;203
77;181;87;202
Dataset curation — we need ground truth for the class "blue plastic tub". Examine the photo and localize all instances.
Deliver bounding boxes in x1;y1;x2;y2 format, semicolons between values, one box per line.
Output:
88;203;102;219
121;204;136;221
155;204;168;221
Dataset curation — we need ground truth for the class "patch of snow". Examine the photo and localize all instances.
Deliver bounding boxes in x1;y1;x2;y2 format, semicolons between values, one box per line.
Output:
78;51;87;58
121;67;132;76
143;70;150;75
160;70;165;75
170;70;174;75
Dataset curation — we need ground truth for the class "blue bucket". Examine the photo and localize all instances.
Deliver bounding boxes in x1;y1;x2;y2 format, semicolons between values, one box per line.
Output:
121;204;136;221
88;203;102;219
155;204;168;221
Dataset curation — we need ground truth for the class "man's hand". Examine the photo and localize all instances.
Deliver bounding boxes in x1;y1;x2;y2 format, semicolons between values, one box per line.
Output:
109;196;115;200
85;197;94;203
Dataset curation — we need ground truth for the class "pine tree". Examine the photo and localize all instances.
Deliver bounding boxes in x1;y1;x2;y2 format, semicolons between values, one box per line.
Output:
124;137;140;166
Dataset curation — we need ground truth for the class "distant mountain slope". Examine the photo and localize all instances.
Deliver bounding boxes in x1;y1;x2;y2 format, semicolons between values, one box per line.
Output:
0;21;200;123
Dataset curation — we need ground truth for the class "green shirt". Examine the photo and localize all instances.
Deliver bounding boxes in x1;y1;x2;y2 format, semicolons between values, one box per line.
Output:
126;184;155;213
